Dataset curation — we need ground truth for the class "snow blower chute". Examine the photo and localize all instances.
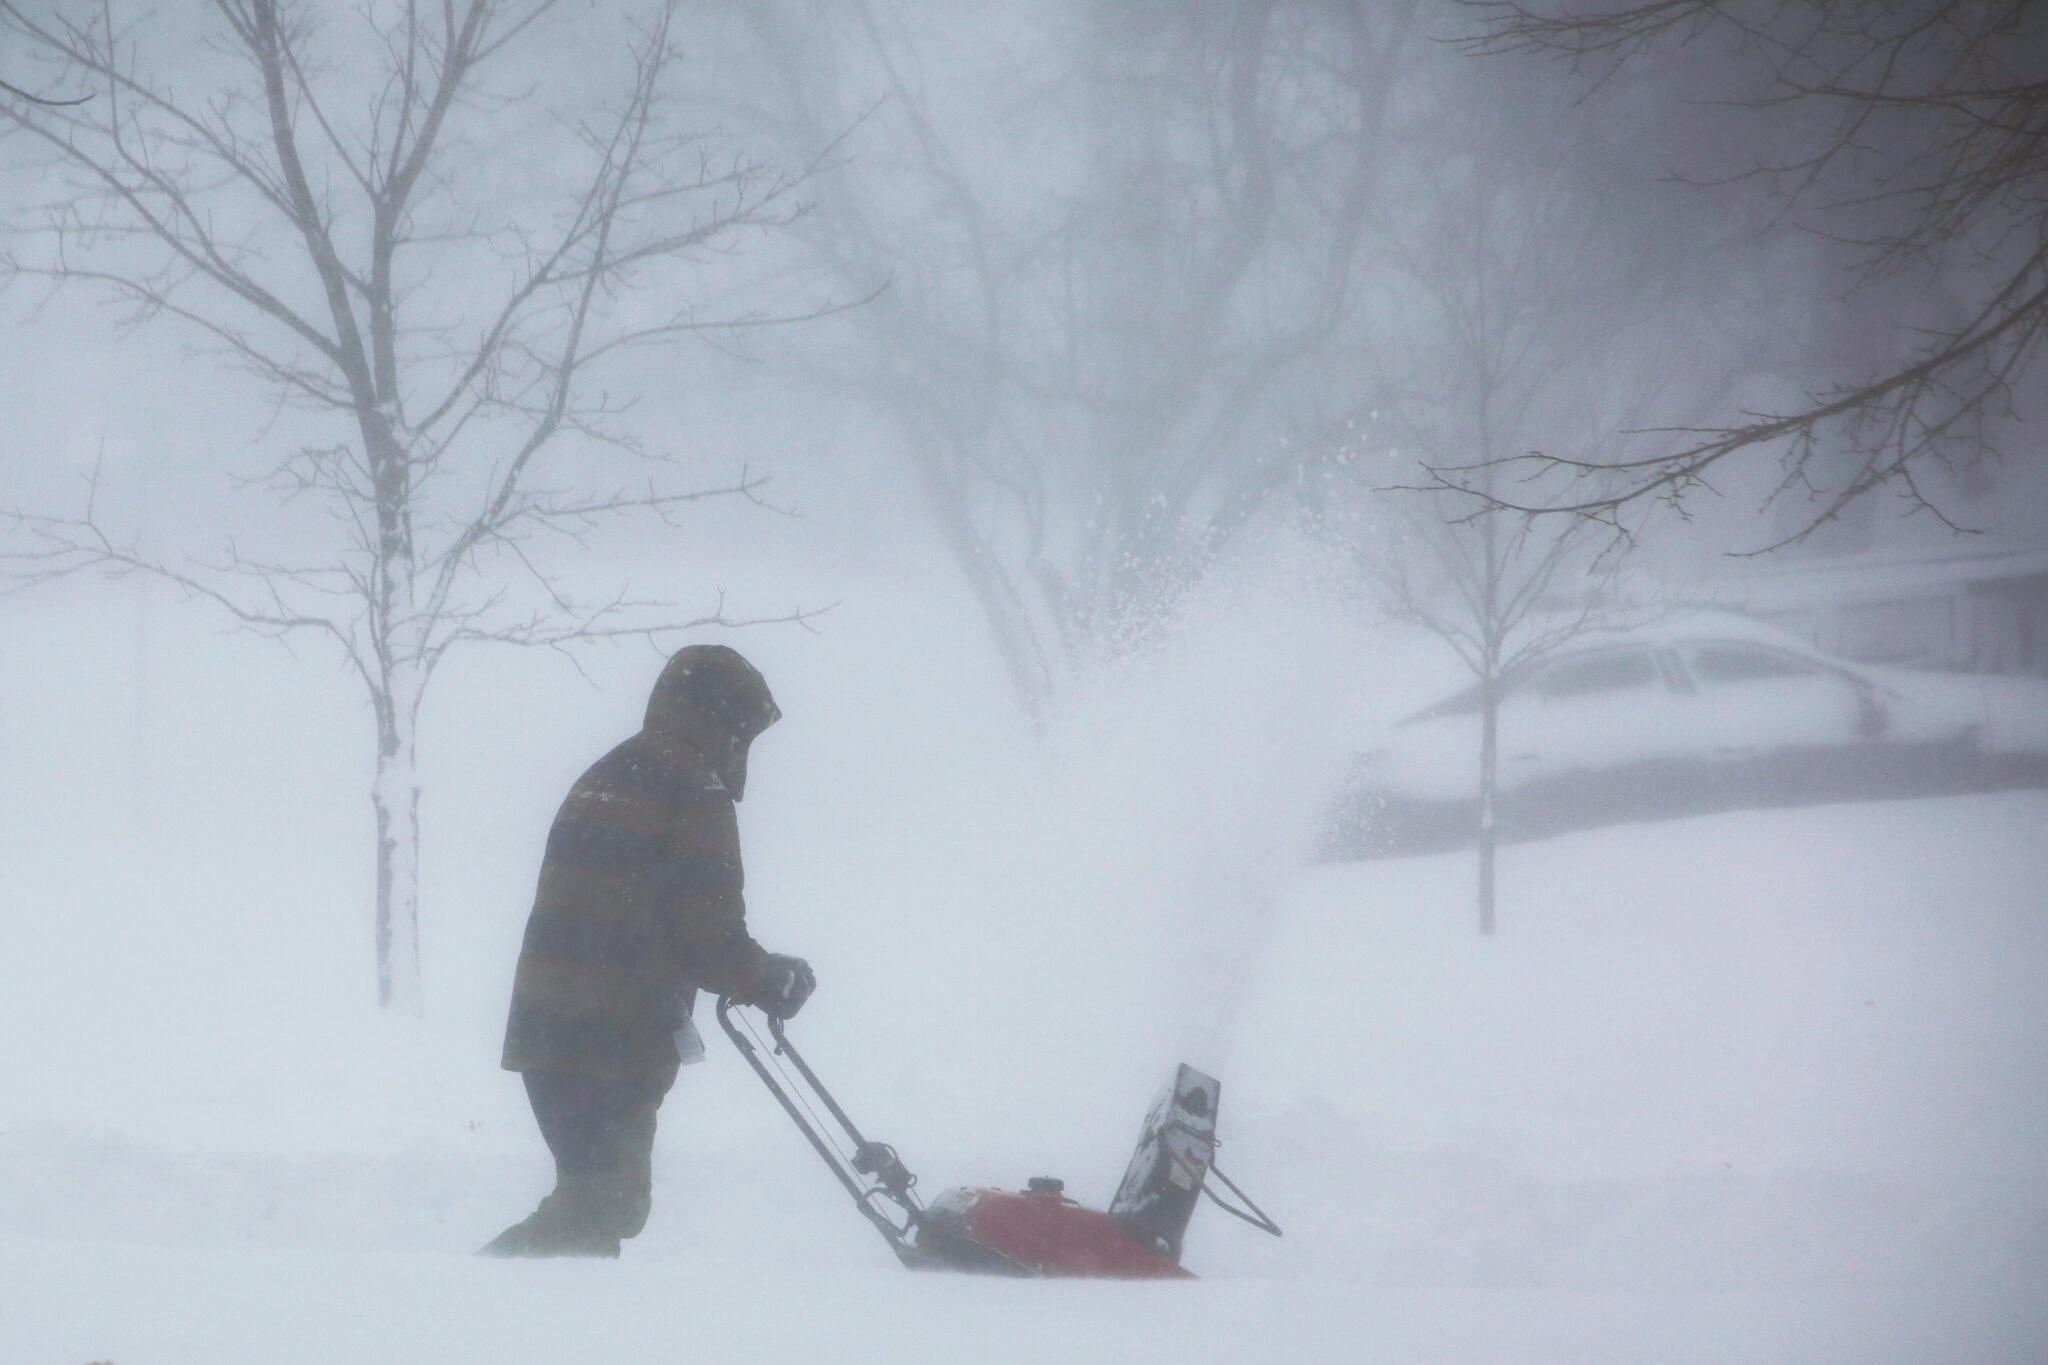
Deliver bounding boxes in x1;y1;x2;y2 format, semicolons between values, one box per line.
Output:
715;996;1280;1278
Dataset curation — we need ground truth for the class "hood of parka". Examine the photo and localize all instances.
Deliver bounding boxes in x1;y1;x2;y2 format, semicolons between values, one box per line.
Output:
644;644;781;800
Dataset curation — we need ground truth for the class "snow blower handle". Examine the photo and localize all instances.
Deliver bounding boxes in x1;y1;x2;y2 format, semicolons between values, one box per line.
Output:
716;995;925;1267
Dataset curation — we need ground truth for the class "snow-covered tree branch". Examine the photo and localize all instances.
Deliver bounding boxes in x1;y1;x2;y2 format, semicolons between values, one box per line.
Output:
0;0;839;1010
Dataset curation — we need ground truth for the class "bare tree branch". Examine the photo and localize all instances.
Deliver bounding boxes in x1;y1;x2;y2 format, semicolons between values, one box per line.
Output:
1;0;836;1010
0;75;90;106
1452;0;2048;544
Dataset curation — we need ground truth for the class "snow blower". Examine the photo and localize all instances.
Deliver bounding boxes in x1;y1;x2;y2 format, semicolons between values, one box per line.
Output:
716;996;1281;1278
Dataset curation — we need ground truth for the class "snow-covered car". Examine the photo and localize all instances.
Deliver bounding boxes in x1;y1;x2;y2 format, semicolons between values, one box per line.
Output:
1322;612;2048;858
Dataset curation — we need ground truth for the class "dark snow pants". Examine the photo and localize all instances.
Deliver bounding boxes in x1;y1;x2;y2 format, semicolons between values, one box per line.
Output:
481;1071;669;1257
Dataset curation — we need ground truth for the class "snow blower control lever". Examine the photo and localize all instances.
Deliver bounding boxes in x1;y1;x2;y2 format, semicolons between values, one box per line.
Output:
715;996;1280;1278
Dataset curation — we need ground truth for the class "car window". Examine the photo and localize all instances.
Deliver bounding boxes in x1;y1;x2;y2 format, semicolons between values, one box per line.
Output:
1531;650;1659;700
1686;645;1822;685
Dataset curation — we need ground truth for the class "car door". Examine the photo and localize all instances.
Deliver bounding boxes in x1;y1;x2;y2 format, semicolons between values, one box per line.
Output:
1496;646;1688;793
1378;689;1488;802
1672;642;1873;763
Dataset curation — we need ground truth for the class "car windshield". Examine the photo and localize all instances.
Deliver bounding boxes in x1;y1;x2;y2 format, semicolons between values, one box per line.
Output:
1532;650;1660;699
1399;649;1665;721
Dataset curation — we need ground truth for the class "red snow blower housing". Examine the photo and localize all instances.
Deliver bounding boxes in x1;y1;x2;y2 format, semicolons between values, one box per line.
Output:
716;997;1280;1278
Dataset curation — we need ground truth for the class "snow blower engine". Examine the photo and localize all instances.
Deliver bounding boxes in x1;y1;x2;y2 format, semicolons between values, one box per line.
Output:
716;996;1280;1278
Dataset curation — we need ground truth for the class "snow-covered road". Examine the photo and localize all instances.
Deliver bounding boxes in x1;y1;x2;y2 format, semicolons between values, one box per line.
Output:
5;791;2045;1361
8;1232;2033;1365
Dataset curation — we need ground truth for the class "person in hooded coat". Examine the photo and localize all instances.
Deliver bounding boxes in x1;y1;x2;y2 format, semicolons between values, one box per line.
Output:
481;644;815;1258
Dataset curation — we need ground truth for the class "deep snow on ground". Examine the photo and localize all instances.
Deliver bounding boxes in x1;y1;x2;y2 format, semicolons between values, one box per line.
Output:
5;1233;2039;1364
4;565;2047;1361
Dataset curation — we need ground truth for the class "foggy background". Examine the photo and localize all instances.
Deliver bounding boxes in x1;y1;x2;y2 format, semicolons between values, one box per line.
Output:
4;2;2046;1360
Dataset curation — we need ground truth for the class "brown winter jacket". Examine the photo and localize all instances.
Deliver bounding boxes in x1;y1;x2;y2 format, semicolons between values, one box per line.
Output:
500;661;775;1083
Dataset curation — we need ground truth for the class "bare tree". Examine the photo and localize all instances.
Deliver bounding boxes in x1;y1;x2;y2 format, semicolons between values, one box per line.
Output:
1451;0;2048;547
0;1;833;1010
1354;505;1616;934
723;0;1422;721
1311;154;1658;933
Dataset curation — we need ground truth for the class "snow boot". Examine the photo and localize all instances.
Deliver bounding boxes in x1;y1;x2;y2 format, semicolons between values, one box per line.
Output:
477;1175;627;1258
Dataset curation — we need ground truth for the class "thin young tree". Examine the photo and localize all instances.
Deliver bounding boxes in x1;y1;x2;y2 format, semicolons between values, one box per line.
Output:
1313;157;1657;933
1453;0;2048;546
0;1;831;1010
1348;494;1619;935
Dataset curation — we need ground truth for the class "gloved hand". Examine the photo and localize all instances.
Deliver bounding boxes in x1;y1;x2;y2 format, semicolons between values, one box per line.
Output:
751;953;816;1021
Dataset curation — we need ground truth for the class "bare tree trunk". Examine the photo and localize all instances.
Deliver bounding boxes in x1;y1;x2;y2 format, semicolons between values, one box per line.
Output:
371;677;424;1014
1477;387;1502;937
1477;672;1500;937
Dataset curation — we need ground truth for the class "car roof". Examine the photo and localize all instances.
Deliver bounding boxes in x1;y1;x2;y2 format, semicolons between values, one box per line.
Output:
1394;609;1868;726
1523;608;1835;664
